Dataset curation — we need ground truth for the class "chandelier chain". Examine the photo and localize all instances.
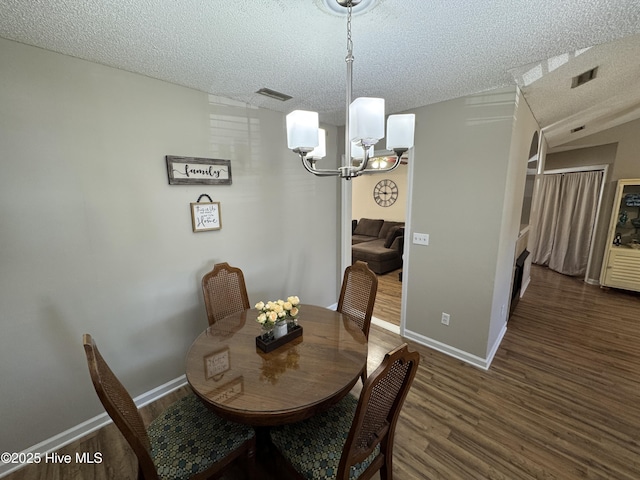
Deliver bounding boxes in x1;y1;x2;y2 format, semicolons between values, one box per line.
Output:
346;1;353;58
286;0;414;179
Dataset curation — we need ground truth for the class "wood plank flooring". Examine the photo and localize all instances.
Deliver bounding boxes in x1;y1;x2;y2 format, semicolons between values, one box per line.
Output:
372;268;402;326
7;265;640;479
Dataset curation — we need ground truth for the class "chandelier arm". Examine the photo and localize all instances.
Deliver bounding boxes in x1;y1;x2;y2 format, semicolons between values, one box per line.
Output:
287;1;414;180
360;145;373;171
340;165;364;179
357;152;404;175
349;152;369;176
300;154;342;177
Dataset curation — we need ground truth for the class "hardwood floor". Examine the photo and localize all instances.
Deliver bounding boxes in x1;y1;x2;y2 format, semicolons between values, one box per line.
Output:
373;268;402;326
8;265;640;479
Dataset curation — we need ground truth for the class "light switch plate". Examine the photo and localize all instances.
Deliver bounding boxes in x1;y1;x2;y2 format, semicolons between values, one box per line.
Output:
413;233;429;245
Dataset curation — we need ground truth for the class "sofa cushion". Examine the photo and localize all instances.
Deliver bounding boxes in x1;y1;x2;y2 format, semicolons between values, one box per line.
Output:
378;221;404;239
353;218;384;237
384;226;404;248
352;235;376;245
352;239;400;263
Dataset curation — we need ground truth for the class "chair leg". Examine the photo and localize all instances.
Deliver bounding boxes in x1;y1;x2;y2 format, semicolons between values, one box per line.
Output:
245;438;259;480
380;455;393;480
360;365;367;385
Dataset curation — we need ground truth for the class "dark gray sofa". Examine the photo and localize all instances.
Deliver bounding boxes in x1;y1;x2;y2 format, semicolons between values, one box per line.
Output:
351;218;405;274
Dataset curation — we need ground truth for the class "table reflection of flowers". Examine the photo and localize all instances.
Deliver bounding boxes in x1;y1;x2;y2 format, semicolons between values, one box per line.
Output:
260;346;300;385
255;296;300;339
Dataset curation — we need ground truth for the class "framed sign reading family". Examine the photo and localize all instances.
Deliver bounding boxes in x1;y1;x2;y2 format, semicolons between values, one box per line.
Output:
166;155;232;185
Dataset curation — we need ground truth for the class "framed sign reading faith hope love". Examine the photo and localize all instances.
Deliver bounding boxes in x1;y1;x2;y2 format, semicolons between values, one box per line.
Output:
166;156;232;185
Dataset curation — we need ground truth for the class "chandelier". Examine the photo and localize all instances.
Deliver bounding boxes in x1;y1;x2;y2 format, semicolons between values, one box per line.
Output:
285;0;415;180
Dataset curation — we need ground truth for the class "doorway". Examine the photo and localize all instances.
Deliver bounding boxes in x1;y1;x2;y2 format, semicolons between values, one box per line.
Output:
530;166;607;280
345;151;412;334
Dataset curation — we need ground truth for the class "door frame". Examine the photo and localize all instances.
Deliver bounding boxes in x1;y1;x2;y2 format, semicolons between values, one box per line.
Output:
341;148;415;335
542;164;609;284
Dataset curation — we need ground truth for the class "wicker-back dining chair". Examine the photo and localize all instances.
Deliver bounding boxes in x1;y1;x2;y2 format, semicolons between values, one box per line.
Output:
337;260;378;382
270;343;420;480
82;334;256;480
202;262;250;325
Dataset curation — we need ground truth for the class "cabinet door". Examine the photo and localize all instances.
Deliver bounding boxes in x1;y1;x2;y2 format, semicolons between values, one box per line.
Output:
611;183;640;247
603;249;640;292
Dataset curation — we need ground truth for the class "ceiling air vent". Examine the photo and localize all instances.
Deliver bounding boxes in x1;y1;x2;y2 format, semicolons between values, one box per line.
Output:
571;67;598;88
256;88;292;101
571;125;585;133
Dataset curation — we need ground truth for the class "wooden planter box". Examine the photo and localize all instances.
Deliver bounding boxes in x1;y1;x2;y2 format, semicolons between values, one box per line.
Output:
256;324;303;353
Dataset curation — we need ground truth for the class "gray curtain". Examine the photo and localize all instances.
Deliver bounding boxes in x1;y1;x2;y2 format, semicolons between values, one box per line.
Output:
530;170;603;276
530;174;562;266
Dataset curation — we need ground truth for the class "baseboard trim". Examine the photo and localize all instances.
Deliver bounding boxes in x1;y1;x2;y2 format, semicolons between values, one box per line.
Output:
330;305;400;335
0;375;188;479
487;322;508;367
403;323;507;371
371;316;401;335
134;374;188;409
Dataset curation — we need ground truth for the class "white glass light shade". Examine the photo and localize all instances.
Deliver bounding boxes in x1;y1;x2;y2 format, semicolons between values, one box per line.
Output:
386;114;415;150
308;128;327;159
349;97;384;145
286;110;319;152
351;142;374;159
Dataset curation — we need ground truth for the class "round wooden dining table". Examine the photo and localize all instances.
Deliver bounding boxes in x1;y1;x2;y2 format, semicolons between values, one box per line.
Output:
185;304;368;427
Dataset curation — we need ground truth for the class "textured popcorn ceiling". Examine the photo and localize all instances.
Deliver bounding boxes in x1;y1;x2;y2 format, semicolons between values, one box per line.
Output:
1;0;640;149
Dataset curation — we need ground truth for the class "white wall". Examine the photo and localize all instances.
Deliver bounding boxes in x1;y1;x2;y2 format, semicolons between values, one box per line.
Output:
0;38;341;454
352;164;407;221
403;87;535;364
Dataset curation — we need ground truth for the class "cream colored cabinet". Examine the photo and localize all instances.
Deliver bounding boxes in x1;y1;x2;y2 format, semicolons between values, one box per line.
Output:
600;179;640;292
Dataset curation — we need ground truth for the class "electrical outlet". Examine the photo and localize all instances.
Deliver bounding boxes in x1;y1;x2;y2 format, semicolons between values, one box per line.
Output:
413;233;429;245
501;304;506;318
441;312;450;326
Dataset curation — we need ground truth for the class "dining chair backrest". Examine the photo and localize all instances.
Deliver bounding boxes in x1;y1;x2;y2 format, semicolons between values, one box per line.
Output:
269;343;419;479
202;262;250;325
337;261;378;340
84;334;256;480
83;334;159;479
339;343;419;479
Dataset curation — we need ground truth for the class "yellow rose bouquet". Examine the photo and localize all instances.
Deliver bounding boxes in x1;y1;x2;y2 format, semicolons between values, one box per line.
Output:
255;296;300;329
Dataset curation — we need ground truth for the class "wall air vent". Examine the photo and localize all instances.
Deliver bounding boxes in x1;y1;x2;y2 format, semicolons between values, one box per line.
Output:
571;67;598;88
256;88;292;101
571;125;585;133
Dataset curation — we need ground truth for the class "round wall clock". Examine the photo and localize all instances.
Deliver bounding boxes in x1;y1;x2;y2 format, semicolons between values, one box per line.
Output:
373;179;398;207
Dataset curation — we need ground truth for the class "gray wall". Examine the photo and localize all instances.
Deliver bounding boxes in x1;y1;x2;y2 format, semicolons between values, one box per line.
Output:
567;118;640;181
545;144;617;172
0;38;341;453
403;88;535;362
556;116;640;182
